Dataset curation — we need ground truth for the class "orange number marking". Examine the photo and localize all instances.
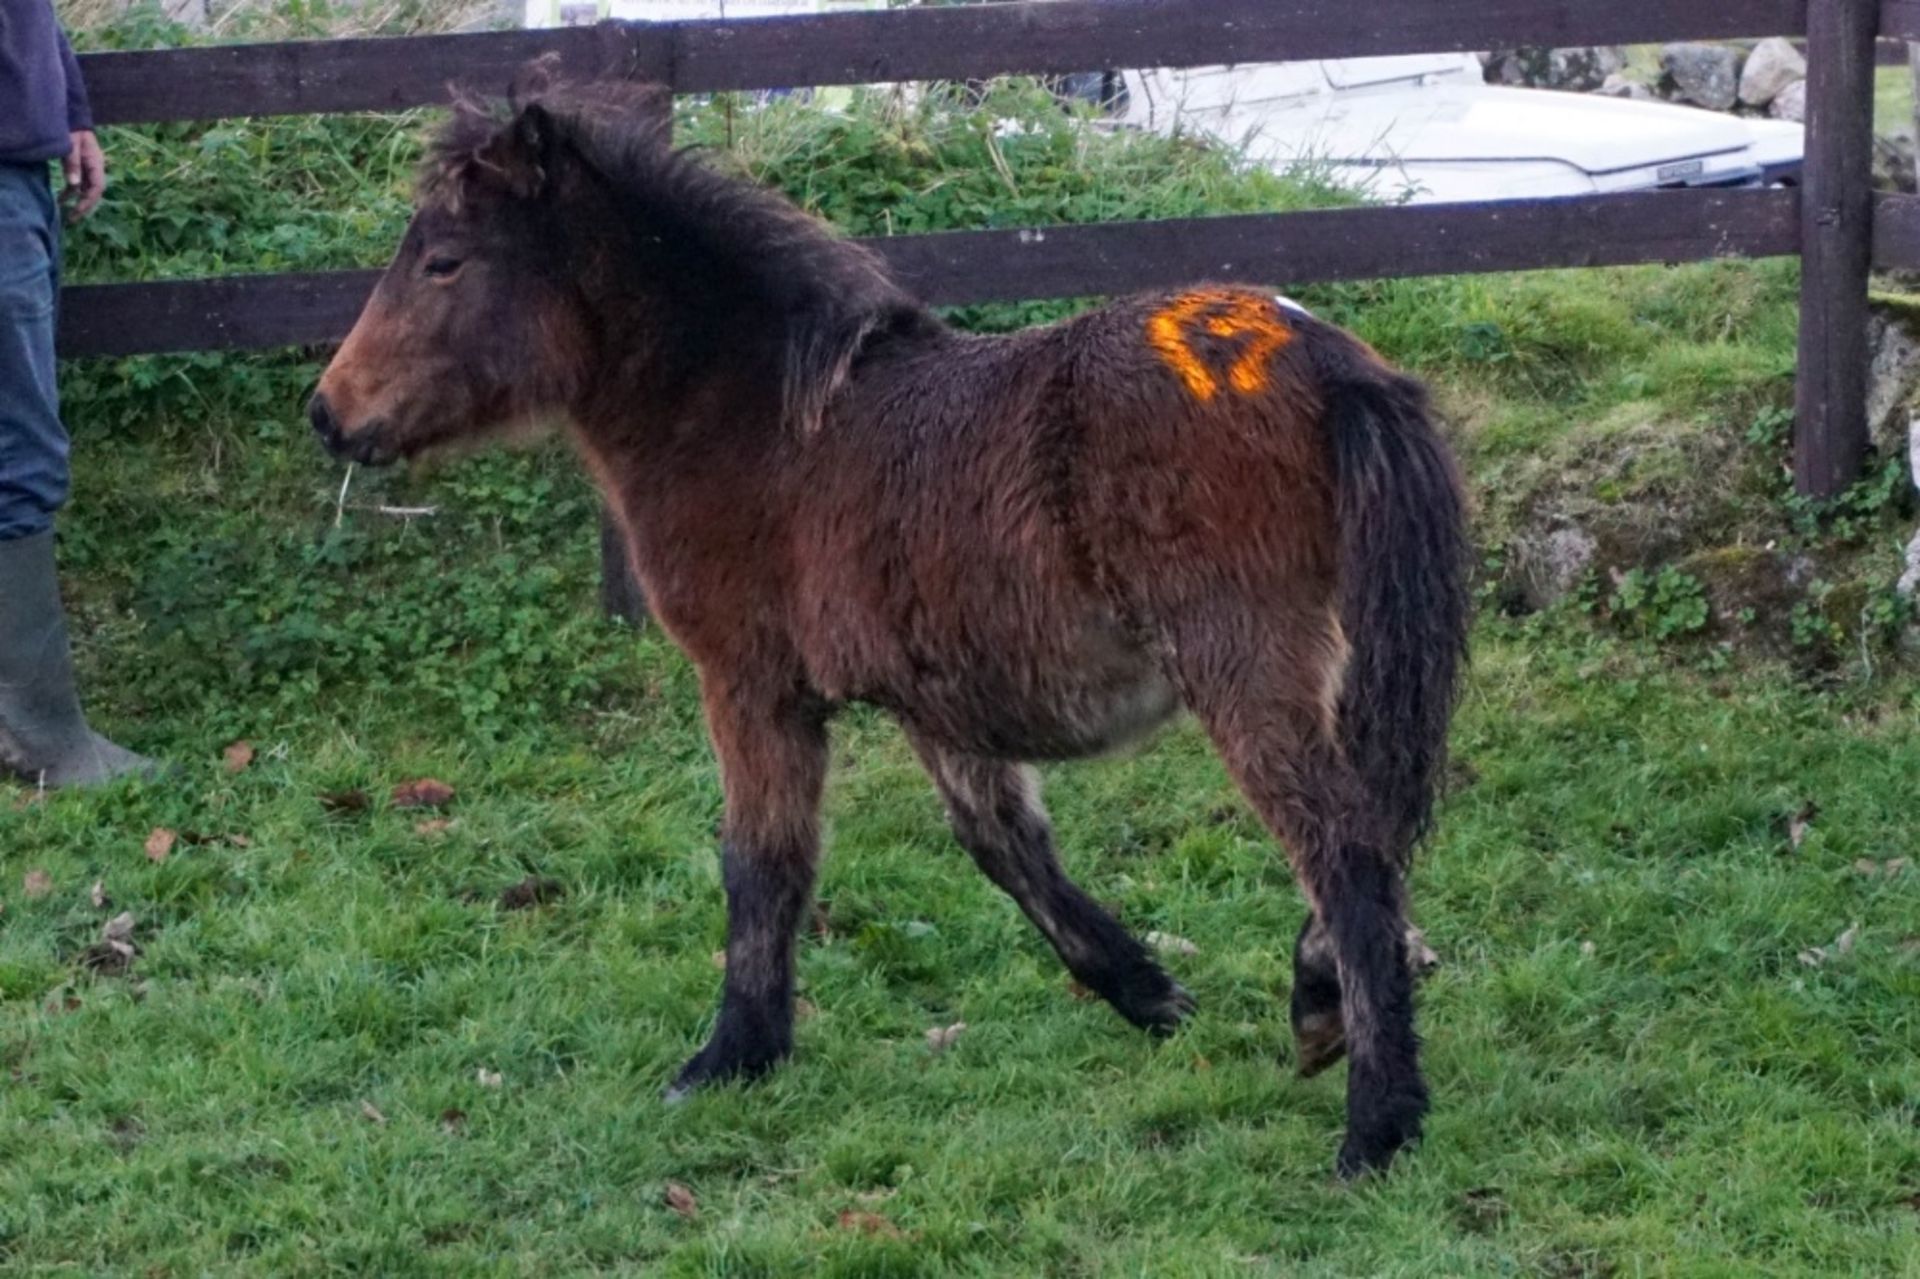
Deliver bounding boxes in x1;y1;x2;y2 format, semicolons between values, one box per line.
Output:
1146;291;1294;402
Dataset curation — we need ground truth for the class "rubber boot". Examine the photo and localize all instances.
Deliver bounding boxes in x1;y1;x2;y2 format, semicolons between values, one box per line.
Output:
0;530;155;788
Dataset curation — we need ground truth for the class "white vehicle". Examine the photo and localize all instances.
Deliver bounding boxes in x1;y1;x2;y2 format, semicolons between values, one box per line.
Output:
525;0;878;29
1086;54;1804;205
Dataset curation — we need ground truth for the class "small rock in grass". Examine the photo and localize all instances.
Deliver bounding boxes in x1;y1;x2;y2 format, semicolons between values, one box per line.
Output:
925;1022;967;1055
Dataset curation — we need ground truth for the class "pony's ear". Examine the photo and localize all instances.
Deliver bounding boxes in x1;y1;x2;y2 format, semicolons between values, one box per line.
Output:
508;52;564;110
471;104;555;200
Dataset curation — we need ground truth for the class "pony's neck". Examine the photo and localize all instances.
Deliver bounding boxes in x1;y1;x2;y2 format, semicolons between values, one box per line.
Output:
552;152;939;457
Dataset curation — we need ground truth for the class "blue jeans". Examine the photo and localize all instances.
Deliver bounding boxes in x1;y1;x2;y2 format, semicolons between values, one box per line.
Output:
0;161;66;544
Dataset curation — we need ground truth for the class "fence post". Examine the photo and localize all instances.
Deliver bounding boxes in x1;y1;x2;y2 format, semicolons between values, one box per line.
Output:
1795;0;1880;498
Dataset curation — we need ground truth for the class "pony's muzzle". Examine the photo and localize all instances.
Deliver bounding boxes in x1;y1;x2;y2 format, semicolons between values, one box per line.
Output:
308;393;395;467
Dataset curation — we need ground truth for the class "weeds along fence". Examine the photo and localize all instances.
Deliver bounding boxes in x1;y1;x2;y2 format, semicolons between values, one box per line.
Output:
61;0;1919;512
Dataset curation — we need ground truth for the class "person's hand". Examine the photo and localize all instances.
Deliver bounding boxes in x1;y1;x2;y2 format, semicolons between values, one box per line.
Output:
62;130;107;222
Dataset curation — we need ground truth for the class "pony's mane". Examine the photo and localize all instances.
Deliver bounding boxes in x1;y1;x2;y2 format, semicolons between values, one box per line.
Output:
424;74;938;434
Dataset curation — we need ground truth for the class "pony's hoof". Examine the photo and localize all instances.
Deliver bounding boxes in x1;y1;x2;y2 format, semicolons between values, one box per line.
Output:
667;1032;787;1100
1333;1089;1425;1179
1139;980;1198;1037
1105;967;1196;1036
1335;1130;1414;1180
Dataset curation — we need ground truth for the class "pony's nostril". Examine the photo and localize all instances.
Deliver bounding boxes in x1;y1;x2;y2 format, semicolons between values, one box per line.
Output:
307;394;340;447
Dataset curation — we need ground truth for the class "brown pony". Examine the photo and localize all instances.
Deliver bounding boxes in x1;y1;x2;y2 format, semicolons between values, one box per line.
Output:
308;66;1469;1177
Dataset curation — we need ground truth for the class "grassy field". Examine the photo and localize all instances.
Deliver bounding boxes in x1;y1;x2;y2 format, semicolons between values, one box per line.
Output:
5;31;1920;1272
5;543;1920;1275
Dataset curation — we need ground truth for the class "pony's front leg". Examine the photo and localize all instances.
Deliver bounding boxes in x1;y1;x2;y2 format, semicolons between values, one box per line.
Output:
667;692;829;1101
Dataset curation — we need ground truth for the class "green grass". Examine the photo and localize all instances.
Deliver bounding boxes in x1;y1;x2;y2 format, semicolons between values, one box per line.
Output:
4;583;1920;1275
1882;65;1917;143
4;37;1920;1273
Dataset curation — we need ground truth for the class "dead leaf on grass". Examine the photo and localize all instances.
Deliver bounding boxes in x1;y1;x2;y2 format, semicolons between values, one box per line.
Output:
664;1182;698;1219
711;950;728;971
1798;923;1861;968
414;818;455;838
80;942;136;975
439;1108;467;1134
1146;931;1199;957
24;869;53;899
320;788;371;815
392;778;456;810
925;1022;966;1056
223;740;255;774
143;829;176;863
90;879;109;910
836;1210;904;1238
1773;800;1820;852
476;1067;503;1089
360;1100;388;1125
498;876;565;911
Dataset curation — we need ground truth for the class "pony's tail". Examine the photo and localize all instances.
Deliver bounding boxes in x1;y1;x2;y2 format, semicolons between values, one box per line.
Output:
1327;367;1471;860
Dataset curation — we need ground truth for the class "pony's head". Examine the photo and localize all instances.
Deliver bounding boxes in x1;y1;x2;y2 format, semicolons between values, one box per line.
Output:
310;61;665;465
310;59;932;468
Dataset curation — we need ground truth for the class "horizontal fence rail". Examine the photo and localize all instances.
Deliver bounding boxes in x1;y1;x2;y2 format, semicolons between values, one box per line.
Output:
78;0;1822;125
1872;192;1920;269
59;191;1805;359
56;0;1902;499
1883;0;1920;39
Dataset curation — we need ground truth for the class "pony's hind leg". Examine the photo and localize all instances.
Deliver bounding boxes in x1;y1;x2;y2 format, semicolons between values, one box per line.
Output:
1291;914;1346;1077
1294;914;1442;1079
1174;614;1426;1177
667;691;830;1100
911;735;1195;1033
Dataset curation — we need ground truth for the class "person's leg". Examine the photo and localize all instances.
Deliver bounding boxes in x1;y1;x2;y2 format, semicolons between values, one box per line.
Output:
0;162;69;543
0;161;153;787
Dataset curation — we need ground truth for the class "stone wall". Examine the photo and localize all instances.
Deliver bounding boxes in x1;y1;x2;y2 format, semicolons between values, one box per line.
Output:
1482;39;1809;122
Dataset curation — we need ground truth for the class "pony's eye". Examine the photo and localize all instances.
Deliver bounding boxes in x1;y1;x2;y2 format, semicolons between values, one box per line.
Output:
423;255;464;281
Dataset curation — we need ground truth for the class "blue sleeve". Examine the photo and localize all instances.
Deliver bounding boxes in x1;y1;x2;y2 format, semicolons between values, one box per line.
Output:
58;28;95;132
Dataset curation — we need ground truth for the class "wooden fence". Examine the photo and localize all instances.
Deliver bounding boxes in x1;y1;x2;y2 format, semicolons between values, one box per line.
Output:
60;0;1918;508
